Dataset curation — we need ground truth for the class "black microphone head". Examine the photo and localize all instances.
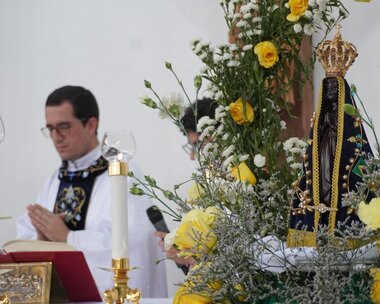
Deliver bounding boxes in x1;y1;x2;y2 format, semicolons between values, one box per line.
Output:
146;205;170;233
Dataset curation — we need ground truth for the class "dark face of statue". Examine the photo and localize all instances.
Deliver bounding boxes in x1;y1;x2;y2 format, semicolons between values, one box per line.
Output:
323;77;338;102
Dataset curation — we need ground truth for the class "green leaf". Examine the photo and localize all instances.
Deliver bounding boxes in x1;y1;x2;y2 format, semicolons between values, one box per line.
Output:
129;186;144;196
142;97;158;109
344;104;359;117
194;75;202;90
144;79;152;89
144;175;157;187
163;190;174;200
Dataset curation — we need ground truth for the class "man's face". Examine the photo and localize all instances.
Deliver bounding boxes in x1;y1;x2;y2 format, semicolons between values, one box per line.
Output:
45;102;97;161
186;131;199;161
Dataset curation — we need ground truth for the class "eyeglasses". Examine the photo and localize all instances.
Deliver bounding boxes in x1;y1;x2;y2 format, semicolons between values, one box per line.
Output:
41;123;73;138
41;118;89;138
182;142;200;155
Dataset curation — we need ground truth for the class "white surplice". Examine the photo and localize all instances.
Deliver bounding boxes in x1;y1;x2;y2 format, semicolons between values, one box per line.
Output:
16;146;167;297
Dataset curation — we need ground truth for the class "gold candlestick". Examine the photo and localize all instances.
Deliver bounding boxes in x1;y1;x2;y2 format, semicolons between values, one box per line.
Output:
104;258;141;304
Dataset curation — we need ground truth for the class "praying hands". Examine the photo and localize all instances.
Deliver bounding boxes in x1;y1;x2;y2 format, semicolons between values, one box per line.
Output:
27;204;69;242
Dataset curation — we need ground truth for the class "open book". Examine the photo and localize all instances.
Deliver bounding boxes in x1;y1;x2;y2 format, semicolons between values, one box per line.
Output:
2;239;76;253
0;240;101;302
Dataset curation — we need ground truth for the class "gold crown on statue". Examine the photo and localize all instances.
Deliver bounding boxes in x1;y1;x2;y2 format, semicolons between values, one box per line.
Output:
316;25;358;77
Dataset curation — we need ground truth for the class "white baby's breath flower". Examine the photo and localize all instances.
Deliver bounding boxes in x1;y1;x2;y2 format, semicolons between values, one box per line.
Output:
236;20;248;28
286;156;294;163
247;2;258;10
216;124;224;135
305;10;312;18
280;120;287;130
203;142;215;155
197;116;214;132
290;163;303;171
222;145;235;158
268;4;279;12
252;17;262;23
289;147;304;154
309;0;316;6
199;53;207;60
199;65;208;74
222;155;235;168
253;29;263;35
213;54;223;63
243;12;252;19
293;24;302;33
215;91;224;100
215;105;226;121
203;90;215;99
237;32;244;39
303;24;314;36
222;133;229;141
242;44;253;51
316;0;327;10
284;2;289;8
222;53;232;60
254;154;266;168
229;44;239;51
227;60;240;67
239;154;249;162
199;125;215;141
239;4;248;13
246;30;254;36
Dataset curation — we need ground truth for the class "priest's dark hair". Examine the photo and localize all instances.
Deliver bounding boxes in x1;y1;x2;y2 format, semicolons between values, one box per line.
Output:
181;98;217;134
46;85;99;124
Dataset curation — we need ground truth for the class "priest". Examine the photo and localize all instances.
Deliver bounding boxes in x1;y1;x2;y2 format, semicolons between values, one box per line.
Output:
16;85;167;297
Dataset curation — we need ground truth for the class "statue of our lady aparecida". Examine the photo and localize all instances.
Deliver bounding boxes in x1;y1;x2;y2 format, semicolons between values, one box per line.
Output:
287;26;374;248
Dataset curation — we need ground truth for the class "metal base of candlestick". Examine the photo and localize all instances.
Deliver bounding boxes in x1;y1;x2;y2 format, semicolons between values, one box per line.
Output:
104;258;141;304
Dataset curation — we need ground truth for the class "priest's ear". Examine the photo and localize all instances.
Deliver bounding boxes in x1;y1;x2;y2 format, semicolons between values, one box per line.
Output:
85;116;99;136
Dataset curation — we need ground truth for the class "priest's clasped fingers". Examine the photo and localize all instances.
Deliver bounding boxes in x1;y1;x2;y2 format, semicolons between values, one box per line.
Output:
27;204;69;243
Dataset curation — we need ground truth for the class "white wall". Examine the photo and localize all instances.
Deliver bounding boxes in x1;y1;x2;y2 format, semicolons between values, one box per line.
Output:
0;0;226;297
0;0;379;297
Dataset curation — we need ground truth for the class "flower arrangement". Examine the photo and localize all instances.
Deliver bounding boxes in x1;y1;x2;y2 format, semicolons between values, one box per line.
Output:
133;0;379;303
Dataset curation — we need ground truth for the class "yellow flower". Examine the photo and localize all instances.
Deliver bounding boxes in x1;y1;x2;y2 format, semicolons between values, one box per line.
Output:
173;286;212;304
229;98;254;125
287;0;309;22
357;198;380;230
234;284;247;302
174;208;218;256
253;41;279;68
370;268;380;303
187;183;205;203
231;162;257;186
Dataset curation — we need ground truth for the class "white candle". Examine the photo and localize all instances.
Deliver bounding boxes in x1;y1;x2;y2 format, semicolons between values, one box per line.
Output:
110;171;129;258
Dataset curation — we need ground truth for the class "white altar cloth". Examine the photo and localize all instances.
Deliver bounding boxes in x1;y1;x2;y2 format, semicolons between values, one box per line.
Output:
70;299;172;304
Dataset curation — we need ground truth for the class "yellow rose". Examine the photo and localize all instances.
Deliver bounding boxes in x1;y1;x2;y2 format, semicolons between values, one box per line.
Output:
370;268;380;303
357;198;380;230
174;209;217;256
229;98;254;125
231;162;257;186
287;0;309;22
253;41;279;68
187;183;205;203
173;286;212;304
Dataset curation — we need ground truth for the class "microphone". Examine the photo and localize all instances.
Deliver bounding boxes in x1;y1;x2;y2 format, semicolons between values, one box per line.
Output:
146;205;170;234
146;206;189;275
